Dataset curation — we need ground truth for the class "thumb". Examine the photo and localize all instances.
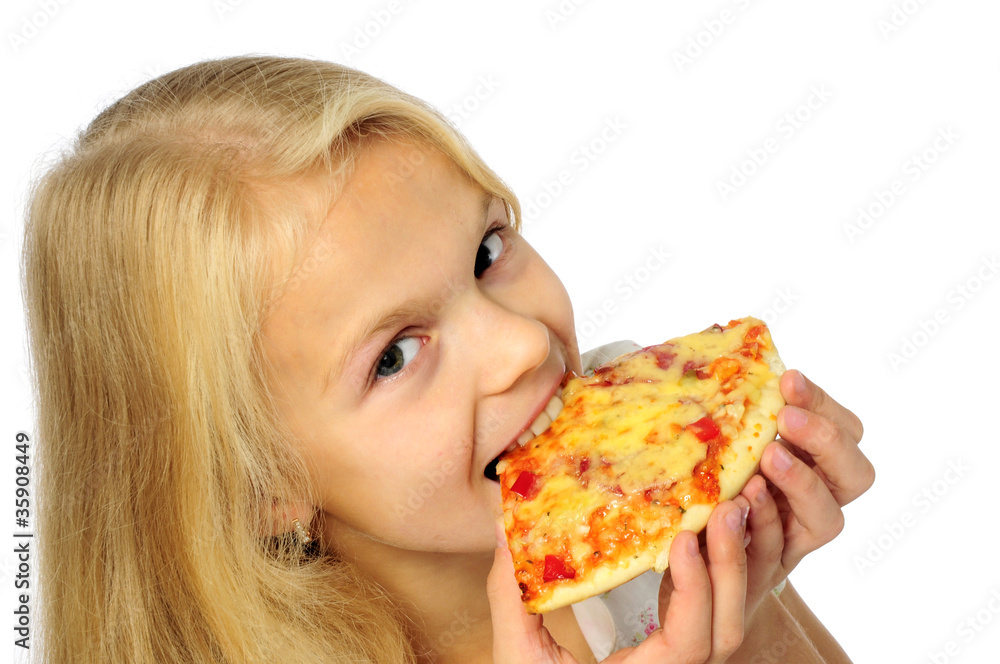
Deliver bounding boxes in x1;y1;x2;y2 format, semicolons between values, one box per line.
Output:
486;520;564;664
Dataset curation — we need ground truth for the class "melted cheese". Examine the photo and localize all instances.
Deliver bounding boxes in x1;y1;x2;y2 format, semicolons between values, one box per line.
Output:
498;317;783;612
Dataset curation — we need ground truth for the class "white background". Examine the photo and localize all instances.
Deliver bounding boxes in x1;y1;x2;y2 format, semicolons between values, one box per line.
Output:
3;1;999;663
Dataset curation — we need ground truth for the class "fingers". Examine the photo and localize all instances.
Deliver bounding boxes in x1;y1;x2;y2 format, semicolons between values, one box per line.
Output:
777;406;875;506
760;442;844;570
703;498;750;658
639;530;714;663
739;475;785;601
486;520;563;664
778;370;875;506
642;501;749;663
780;370;863;443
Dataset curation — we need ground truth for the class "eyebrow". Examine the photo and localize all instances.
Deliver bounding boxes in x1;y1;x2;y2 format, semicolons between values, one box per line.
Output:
325;191;496;393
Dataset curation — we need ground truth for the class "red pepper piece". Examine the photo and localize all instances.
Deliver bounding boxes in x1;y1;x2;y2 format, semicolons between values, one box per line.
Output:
542;555;576;582
688;416;721;442
510;471;540;500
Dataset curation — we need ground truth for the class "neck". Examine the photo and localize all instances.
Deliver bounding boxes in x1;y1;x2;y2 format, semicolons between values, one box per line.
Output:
325;518;497;663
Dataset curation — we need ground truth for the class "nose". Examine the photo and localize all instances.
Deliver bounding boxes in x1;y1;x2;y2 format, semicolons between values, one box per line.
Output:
459;290;551;397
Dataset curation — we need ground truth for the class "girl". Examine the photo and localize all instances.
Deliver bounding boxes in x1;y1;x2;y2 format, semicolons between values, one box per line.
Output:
22;56;872;663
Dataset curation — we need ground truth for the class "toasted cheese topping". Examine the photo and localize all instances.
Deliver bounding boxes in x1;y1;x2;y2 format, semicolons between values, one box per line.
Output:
498;317;782;611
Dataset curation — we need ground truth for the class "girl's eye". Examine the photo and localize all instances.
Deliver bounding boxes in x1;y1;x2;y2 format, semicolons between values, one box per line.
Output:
474;228;505;278
374;336;422;380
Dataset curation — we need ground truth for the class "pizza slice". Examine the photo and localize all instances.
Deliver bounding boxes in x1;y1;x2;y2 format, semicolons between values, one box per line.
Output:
496;316;785;614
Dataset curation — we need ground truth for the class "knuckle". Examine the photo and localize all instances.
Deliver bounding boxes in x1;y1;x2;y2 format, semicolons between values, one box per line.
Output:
823;510;845;543
842;459;876;504
666;639;711;664
752;502;777;531
852;413;864;442
859;461;876;493
798;463;824;495
808;381;830;412
766;541;785;567
714;628;745;657
759;524;785;565
724;550;750;582
485;573;503;599
682;643;712;663
735;545;749;575
812;418;840;449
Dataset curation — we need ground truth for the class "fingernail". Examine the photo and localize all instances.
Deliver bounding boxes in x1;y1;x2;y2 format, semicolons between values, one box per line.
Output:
773;445;793;471
743;532;752;548
726;508;742;532
687;536;699;557
494;520;506;548
784;407;807;431
741;505;749;527
754;482;768;506
792;371;806;396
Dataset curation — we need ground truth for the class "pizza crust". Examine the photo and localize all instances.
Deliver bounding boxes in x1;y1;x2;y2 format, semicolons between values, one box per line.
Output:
538;549;659;612
655;348;785;572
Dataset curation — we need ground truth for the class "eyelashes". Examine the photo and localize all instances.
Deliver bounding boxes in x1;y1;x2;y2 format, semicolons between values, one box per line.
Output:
475;223;506;278
373;336;423;381
367;221;510;386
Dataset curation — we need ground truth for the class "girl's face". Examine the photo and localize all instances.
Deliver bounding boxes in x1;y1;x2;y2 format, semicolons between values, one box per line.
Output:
262;139;581;554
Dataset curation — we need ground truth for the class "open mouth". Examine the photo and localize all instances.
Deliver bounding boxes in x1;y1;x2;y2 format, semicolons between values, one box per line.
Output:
484;456;503;482
484;391;564;481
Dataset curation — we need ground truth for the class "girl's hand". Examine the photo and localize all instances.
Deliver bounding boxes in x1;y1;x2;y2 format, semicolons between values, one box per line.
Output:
737;369;872;612
487;497;752;664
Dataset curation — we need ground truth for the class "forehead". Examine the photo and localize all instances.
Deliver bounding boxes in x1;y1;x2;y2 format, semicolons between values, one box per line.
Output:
261;139;489;393
338;140;485;242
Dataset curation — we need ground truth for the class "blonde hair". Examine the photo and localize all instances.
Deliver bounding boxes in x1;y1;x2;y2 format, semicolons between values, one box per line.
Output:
22;56;521;663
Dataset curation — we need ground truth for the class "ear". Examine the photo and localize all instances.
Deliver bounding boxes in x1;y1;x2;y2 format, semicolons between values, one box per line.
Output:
267;499;314;538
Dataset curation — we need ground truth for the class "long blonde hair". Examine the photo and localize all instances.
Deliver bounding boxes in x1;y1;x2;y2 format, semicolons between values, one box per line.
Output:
22;56;521;663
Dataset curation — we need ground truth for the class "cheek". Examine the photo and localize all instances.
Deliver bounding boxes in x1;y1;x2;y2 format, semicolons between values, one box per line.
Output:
519;249;580;368
304;399;472;524
542;269;575;334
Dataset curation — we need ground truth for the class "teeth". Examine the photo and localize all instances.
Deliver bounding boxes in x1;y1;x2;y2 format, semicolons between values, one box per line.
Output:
544;394;563;421
529;411;552;436
517;394;565;446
